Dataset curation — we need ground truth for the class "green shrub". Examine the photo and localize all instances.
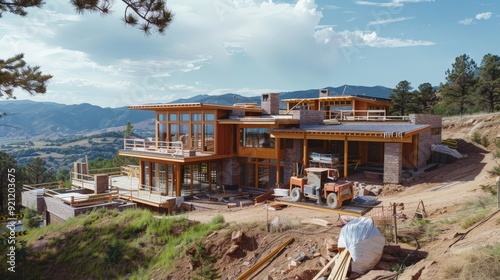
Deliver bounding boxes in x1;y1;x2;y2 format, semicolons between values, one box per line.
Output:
211;214;225;224
105;237;124;264
481;136;490;147
471;132;481;144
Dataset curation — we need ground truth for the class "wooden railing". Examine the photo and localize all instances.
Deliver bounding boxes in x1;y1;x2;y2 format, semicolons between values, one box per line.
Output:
339;110;409;121
123;138;184;157
69;193;119;207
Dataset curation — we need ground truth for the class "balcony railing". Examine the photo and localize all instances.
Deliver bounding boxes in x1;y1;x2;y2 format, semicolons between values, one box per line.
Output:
338;110;409;121
123;138;184;157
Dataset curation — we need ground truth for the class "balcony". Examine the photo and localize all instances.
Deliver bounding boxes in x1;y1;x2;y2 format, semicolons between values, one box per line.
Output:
122;138;194;158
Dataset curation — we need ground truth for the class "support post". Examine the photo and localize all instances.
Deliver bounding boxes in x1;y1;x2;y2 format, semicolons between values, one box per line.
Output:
392;202;398;244
343;137;348;179
497;177;499;209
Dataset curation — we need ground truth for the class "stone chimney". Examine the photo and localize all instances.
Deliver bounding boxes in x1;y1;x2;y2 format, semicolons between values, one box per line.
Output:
319;88;330;97
261;93;280;115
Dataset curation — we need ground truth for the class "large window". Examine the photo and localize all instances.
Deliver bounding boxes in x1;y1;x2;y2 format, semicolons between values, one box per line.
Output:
240;128;275;148
204;124;214;152
156;110;217;152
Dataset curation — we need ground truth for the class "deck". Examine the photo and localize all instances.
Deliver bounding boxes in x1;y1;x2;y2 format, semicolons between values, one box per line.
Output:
110;175;177;211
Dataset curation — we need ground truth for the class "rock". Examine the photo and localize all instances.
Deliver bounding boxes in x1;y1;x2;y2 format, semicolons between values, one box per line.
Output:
232;230;244;243
226;244;239;254
375;260;394;270
37;235;44;240
319;256;327;267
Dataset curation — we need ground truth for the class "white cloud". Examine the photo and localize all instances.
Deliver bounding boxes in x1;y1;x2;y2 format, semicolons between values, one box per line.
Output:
356;0;434;7
314;27;435;48
367;16;414;26
458;18;473;25
476;12;492;20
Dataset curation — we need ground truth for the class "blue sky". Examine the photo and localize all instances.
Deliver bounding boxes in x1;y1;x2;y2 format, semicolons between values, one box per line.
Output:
1;0;498;108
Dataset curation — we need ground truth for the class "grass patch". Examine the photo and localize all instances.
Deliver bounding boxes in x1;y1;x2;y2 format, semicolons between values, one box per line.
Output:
461;209;490;229
13;208;227;280
442;243;500;280
402;219;441;244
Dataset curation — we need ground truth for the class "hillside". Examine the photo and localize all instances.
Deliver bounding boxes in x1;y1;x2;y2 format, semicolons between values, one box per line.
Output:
9;112;500;279
0;100;154;138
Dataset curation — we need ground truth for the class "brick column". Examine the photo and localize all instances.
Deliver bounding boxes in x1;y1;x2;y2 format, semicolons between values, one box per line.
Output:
94;174;109;194
384;143;402;184
222;158;239;187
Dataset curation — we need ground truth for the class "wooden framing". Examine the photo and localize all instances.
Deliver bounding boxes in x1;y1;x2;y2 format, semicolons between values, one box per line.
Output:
120;95;434;198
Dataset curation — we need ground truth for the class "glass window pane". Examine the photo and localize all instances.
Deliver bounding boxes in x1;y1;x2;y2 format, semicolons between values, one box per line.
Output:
169;113;177;121
158;124;167;141
169;124;178;141
204;113;214;121
158;114;166;122
204;124;214;152
180;114;189;121
192;114;202;121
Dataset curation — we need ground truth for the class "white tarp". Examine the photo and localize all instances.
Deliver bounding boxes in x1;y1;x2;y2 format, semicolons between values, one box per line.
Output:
337;217;385;274
431;144;463;158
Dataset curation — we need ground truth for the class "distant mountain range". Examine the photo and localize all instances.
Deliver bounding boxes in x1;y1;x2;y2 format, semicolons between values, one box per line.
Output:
0;85;392;139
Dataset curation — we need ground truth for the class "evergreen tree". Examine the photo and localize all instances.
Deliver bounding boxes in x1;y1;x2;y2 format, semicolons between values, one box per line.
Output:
440;54;478;115
124;121;134;138
476;53;500;113
1;0;174;99
24;157;55;184
1;0;173;34
0;151;20;215
389;80;414;116
0;54;52;99
414;83;440;114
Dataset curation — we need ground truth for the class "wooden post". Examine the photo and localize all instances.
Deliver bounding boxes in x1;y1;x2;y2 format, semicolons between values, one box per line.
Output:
71;196;74;207
343;137;348;179
497;177;500;209
392;203;398;244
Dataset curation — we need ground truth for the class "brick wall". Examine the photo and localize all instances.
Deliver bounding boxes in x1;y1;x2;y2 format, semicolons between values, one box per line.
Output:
222;158;239;186
293;110;324;126
283;139;304;184
94;174;109;194
44;197;77;221
384;143;402;184
409;114;442;168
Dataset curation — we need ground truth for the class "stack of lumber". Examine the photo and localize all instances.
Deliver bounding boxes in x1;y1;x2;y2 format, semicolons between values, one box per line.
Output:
312;249;351;280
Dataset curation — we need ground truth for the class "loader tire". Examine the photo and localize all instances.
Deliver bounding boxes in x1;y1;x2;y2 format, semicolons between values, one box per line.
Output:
291;187;303;202
326;192;339;209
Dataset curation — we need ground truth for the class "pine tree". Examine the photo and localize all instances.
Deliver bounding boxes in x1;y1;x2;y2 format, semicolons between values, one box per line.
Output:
440;54;478;115
1;0;174;99
414;83;440;114
476;53;500;113
0;54;52;99
389;80;414;116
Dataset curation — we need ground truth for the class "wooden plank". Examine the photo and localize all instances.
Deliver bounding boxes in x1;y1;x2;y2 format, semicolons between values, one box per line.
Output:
274;200;367;216
254;190;274;203
312;253;340;280
328;249;350;280
209;192;249;199
237;237;294;280
300;218;332;227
